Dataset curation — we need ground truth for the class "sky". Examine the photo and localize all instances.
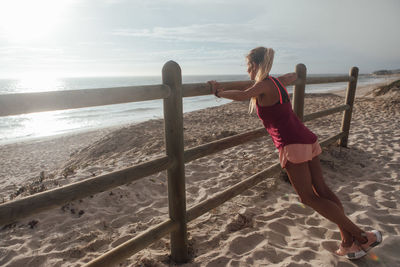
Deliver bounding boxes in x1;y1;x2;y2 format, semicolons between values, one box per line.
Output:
0;0;399;78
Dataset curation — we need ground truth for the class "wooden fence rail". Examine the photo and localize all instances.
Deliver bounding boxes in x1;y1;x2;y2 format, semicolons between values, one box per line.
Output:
0;156;171;226
0;76;356;116
0;62;358;266
0;84;171;117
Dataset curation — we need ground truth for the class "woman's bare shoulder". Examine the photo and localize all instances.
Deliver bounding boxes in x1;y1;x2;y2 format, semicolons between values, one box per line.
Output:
255;79;275;92
257;79;280;106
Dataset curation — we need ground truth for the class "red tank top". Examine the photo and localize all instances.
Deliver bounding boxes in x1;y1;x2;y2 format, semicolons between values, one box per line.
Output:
256;76;317;149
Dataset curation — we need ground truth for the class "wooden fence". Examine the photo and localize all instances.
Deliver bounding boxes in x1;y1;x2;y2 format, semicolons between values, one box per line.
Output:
0;62;358;266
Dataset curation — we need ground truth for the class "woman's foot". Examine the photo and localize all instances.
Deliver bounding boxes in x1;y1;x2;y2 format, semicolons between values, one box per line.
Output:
360;230;382;252
335;242;367;260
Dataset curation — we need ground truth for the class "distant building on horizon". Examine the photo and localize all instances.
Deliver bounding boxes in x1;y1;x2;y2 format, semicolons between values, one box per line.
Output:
372;69;400;75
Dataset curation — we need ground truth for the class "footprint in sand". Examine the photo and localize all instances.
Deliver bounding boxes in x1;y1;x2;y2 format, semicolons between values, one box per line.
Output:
359;182;395;196
334;262;355;267
287;203;314;215
254;246;291;264
283;262;313;267
335;186;353;197
275;217;296;227
307;226;327;239
372;235;400;263
0;250;18;266
302;240;321;252
378;223;395;234
84;238;110;252
229;233;265;255
372;213;400;225
305;217;319;226
226;213;253;232
321;240;339;253
267;220;290;236
205;256;230;267
266;230;287;247
292;248;317;261
110;215;133;228
257;209;286;222
111;235;133;248
356;216;373;226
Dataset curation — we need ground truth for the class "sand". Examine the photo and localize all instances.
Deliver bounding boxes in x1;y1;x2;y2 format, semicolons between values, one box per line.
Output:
0;77;399;266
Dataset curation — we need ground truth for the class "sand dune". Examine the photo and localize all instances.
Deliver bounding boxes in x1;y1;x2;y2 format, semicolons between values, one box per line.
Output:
0;79;399;266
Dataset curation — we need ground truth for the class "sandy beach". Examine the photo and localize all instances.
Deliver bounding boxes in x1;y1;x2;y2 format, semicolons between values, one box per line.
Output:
1;77;399;266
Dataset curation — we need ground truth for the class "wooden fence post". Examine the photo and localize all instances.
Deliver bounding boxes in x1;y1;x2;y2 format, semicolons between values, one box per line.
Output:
293;63;307;121
162;61;189;263
339;66;359;147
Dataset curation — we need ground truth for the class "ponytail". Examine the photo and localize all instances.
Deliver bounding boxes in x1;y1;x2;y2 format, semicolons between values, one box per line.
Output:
247;47;275;113
255;48;274;82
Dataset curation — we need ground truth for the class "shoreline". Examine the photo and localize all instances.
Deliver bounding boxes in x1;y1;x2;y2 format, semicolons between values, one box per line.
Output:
0;77;399;266
328;73;400;98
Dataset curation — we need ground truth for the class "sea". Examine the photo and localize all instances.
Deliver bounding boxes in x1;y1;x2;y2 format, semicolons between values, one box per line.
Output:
0;74;389;145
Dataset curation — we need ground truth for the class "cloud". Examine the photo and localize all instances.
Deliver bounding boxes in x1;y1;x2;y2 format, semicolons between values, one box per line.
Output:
0;46;63;54
112;23;281;46
111;22;313;68
113;24;241;43
3;0;398;77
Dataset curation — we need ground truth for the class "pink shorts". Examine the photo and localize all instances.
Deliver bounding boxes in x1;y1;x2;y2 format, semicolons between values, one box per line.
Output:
279;141;322;168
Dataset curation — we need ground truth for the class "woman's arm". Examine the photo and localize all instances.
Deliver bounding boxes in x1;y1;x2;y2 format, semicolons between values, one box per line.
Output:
208;80;266;101
218;81;255;91
278;72;297;86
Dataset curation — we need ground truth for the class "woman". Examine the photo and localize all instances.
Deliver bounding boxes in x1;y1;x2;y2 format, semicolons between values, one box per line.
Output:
208;47;382;259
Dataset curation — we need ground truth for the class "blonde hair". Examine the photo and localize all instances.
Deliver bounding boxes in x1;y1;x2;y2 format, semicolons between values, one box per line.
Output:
247;47;275;113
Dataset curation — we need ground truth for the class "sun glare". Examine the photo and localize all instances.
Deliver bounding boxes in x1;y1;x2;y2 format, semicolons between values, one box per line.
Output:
0;0;70;43
17;74;65;93
23;110;77;139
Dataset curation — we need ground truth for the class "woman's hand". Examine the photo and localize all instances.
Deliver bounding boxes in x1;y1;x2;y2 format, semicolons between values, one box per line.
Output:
207;80;267;101
207;80;224;98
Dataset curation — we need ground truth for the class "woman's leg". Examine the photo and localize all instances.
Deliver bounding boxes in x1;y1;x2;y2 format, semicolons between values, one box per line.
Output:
285;160;367;244
307;156;353;246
